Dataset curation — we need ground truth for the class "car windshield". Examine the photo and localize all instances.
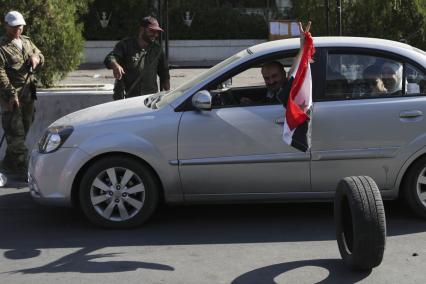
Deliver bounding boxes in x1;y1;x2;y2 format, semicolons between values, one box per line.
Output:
154;50;249;108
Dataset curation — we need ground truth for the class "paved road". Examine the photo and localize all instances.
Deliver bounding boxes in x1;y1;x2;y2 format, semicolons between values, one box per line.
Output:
58;66;209;89
57;65;261;89
0;183;425;284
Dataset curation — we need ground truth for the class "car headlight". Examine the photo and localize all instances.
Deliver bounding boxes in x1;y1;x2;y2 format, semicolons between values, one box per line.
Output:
38;125;74;153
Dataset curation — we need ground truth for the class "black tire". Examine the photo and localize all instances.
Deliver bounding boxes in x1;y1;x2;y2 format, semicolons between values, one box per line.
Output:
334;176;386;271
79;156;159;229
403;156;426;218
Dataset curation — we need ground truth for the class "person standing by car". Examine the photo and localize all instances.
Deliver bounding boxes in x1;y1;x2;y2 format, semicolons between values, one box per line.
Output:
104;16;170;100
0;11;44;179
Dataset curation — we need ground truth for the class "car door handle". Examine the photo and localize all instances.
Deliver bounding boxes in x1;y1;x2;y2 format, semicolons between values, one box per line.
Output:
400;110;423;118
274;117;285;124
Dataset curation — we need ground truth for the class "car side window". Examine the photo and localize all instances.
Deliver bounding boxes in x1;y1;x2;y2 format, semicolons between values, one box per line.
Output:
406;64;426;95
209;55;296;108
326;54;404;100
231;67;265;88
209;67;265;108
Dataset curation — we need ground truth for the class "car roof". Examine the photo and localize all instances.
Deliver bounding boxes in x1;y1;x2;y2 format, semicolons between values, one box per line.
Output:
249;36;426;66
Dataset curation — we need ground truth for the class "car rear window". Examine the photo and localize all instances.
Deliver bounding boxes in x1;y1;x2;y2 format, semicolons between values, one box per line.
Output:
324;53;426;100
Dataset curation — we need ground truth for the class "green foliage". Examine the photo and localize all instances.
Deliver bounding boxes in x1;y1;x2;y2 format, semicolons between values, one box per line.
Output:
342;0;426;50
83;0;267;40
292;0;426;50
0;0;93;86
290;0;330;36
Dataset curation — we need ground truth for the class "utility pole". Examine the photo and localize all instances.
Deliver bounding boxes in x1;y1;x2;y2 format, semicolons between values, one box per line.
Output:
158;0;162;46
158;0;169;63
164;0;169;62
336;0;342;36
325;0;330;36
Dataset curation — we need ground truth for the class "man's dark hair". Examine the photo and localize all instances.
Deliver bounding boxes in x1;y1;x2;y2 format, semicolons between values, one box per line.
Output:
262;61;285;73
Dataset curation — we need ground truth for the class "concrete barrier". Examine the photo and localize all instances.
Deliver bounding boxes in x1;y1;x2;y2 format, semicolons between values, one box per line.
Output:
84;41;117;65
0;86;113;159
168;40;266;65
84;39;266;65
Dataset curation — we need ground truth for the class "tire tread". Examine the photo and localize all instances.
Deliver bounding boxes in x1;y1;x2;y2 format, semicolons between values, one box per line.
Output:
335;175;386;270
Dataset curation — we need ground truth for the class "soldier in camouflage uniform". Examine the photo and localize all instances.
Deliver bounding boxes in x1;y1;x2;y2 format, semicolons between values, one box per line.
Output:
104;16;170;99
0;11;44;178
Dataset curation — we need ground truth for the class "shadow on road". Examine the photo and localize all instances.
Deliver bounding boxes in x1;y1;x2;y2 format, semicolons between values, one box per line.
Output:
1;190;425;248
5;247;174;274
1;189;425;276
231;259;371;284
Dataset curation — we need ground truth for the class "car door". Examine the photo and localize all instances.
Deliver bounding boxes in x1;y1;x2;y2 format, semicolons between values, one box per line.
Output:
311;50;426;192
177;62;311;198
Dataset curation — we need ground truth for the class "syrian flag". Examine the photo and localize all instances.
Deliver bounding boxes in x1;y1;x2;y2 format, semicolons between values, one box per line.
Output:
283;32;315;152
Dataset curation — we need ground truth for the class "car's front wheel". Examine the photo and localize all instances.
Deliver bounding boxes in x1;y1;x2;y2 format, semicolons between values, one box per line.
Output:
79;156;159;228
403;156;426;218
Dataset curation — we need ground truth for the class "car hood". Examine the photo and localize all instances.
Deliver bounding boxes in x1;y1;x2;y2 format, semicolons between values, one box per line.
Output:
51;94;159;127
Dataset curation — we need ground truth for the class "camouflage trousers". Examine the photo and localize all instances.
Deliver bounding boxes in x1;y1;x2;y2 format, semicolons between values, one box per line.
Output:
1;100;35;173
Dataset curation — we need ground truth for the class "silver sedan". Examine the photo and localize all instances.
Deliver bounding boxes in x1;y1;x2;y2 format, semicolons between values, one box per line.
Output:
29;37;426;228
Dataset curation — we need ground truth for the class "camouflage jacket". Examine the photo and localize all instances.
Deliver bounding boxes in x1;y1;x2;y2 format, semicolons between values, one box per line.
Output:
0;35;44;102
104;37;169;96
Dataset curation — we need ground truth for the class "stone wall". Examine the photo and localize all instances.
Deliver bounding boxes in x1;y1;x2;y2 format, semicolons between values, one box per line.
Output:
84;39;266;65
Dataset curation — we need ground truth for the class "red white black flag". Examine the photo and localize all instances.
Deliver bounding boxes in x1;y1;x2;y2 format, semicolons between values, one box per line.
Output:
283;32;315;152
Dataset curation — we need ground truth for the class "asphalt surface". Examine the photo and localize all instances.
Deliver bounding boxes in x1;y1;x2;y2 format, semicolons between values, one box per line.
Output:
57;64;261;89
57;65;209;88
0;182;425;284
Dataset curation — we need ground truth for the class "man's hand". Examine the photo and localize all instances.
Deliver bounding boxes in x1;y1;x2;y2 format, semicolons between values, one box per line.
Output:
160;80;170;91
299;21;312;46
288;21;312;79
112;62;125;80
7;96;19;111
28;55;40;69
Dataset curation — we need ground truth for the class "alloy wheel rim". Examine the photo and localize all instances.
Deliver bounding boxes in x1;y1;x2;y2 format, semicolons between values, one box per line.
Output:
90;167;145;221
416;167;426;207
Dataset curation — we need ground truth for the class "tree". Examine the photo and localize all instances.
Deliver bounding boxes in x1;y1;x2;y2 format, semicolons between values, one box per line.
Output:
290;0;332;36
0;0;93;86
292;0;426;50
343;0;425;49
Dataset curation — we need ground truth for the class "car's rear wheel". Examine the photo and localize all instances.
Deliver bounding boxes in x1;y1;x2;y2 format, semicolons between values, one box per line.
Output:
403;156;426;218
334;176;386;271
79;156;159;228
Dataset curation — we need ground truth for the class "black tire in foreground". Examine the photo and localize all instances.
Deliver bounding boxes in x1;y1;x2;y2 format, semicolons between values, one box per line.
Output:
334;176;386;271
402;156;426;218
79;156;159;229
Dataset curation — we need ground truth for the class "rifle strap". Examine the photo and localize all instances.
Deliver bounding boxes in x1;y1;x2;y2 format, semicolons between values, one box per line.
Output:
126;49;162;97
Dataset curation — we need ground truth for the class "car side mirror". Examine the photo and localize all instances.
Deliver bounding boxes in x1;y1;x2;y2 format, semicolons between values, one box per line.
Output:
192;90;212;110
